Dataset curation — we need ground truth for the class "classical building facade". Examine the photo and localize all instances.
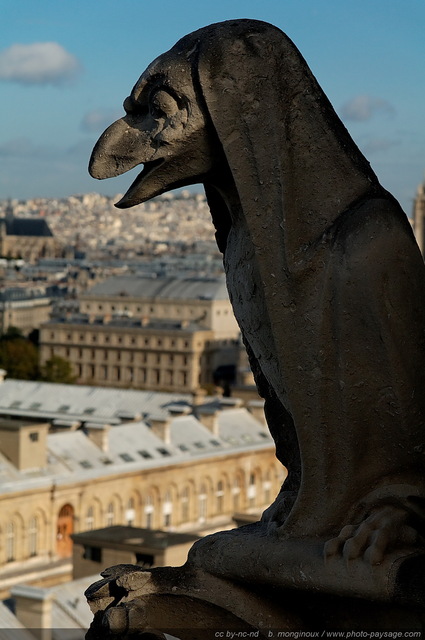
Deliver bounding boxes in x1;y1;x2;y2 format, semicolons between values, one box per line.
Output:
0;286;53;336
39;275;241;393
0;379;281;596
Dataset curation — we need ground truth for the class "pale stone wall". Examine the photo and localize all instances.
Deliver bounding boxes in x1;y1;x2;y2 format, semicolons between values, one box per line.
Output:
39;321;237;392
0;298;53;336
78;295;239;339
0;445;284;591
0;235;58;262
72;539;195;579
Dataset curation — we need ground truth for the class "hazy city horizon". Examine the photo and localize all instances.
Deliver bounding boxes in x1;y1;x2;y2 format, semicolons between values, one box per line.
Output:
1;1;424;216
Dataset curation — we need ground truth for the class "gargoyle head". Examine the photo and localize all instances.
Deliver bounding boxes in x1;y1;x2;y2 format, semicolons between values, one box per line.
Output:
90;19;377;256
89;36;220;209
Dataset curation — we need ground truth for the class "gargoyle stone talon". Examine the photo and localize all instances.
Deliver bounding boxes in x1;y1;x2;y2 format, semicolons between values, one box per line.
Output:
100;564;147;580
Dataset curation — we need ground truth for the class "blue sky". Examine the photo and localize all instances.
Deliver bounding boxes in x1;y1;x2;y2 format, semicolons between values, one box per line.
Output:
1;0;424;215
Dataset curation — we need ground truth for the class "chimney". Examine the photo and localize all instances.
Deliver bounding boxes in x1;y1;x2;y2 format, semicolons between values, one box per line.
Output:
196;407;219;437
167;404;191;417
0;420;48;470
12;584;53;640
192;388;207;407
219;397;243;410
85;423;110;452
150;416;171;444
51;419;81;433
247;399;267;427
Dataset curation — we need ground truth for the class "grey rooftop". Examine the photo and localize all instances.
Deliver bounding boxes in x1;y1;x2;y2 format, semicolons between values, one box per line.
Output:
83;274;229;301
71;525;199;550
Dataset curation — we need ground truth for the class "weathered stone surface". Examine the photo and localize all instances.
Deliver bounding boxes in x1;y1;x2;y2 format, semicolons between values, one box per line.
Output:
87;19;425;632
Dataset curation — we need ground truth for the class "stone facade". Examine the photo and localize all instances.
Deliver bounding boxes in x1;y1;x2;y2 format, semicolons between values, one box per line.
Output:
39;275;240;392
0;406;282;596
0;294;52;336
0;201;59;263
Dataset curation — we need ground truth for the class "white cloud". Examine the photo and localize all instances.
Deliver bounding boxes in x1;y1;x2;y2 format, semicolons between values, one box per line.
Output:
81;109;122;133
340;95;395;122
0;42;81;86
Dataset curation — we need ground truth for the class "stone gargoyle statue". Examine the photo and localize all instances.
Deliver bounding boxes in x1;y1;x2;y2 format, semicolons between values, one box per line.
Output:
86;19;425;635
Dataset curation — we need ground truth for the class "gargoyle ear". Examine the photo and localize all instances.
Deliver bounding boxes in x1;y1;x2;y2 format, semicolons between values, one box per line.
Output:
196;23;297;207
196;21;374;260
196;24;292;268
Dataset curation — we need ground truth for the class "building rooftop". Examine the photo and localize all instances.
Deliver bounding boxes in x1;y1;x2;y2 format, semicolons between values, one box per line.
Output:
0;602;34;638
0;380;272;492
72;525;199;551
0;217;53;238
0;418;48;431
83;274;229;301
11;574;96;636
0;379;193;426
46;313;210;333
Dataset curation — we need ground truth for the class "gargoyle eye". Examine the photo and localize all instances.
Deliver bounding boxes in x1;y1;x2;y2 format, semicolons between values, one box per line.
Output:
149;89;179;118
123;96;146;115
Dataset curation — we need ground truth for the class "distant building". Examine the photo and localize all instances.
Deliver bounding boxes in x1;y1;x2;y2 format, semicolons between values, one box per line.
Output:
71;525;200;579
412;176;425;255
39;275;240;393
0;378;281;597
0;200;59;263
0;286;53;336
10;575;95;634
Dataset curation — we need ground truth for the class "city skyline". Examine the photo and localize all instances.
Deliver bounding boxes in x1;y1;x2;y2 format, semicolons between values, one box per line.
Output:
1;0;424;216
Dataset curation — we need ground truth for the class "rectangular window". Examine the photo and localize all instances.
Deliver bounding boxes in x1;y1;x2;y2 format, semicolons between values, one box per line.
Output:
135;552;154;568
83;545;102;563
138;450;152;459
157;448;171;457
119;453;135;462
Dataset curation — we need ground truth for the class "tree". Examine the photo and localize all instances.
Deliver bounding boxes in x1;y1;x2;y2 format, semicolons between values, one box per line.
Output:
0;335;39;380
2;326;23;340
40;355;77;384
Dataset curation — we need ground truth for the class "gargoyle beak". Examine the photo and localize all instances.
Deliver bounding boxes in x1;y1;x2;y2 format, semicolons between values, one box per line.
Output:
89;117;143;180
89;117;166;208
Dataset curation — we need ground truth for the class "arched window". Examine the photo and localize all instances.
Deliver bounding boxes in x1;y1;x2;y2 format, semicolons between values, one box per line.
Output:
126;498;135;526
29;517;38;557
248;472;257;507
181;487;190;523
163;491;172;528
144;494;154;529
233;475;242;511
85;507;94;531
216;481;224;514
6;523;15;562
264;470;272;505
57;504;74;558
198;484;207;523
106;502;114;527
